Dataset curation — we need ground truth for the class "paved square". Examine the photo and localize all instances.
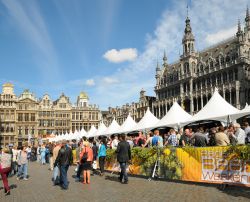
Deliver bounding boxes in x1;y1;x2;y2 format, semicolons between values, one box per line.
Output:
0;162;249;202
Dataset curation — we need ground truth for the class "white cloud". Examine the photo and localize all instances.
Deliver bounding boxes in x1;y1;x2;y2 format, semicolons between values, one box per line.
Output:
205;26;237;45
103;48;138;63
86;79;95;86
103;77;119;84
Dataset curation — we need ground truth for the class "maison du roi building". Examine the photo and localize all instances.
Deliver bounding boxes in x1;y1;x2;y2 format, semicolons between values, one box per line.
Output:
152;8;250;118
0;83;101;146
103;8;250;122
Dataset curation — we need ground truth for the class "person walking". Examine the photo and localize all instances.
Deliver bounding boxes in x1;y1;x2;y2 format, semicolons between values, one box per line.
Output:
36;145;41;163
116;134;131;184
55;141;73;190
0;147;12;195
40;144;46;165
75;142;83;182
91;141;98;175
49;143;55;171
80;142;93;184
17;146;29;180
98;139;107;176
52;143;61;185
11;146;18;176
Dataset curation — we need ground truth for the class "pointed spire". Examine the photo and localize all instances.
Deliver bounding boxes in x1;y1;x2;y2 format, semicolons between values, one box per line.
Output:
236;19;243;37
245;5;250;31
238;19;242;32
246;5;249;22
163;50;167;65
156;60;160;71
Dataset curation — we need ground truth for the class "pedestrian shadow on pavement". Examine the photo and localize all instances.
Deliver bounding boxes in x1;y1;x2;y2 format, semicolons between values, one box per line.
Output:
10;184;18;190
105;175;120;183
217;185;250;200
0;184;18;191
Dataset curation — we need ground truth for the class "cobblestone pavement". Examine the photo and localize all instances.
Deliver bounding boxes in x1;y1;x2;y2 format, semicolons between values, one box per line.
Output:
0;162;249;202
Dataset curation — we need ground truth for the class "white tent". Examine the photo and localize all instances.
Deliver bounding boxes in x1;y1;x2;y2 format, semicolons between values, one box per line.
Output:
130;107;159;132
115;114;137;134
87;125;97;137
181;89;240;126
80;128;87;138
154;102;192;129
90;122;107;137
231;104;250;120
101;119;120;136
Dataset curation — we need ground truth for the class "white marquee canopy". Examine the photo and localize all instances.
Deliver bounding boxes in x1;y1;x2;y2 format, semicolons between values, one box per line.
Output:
101;119;120;136
87;125;97;137
130;107;159;132
154;102;192;129
181;89;240;126
90;122;107;137
114;113;137;134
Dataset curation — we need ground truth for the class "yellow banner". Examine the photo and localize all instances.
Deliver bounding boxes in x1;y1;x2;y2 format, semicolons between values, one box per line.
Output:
176;147;250;186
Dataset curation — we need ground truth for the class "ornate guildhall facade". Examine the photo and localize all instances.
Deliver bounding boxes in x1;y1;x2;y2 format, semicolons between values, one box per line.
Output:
153;8;250;118
0;84;101;147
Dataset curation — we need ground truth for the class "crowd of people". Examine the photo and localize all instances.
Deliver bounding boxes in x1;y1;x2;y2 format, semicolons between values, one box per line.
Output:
0;121;249;195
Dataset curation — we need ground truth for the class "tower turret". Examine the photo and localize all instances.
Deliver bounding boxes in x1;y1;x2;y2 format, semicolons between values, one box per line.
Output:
182;9;195;57
245;6;250;31
236;19;243;42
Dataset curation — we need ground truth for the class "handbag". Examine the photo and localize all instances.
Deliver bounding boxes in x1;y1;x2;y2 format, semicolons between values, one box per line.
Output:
92;161;97;169
0;153;12;169
81;148;88;164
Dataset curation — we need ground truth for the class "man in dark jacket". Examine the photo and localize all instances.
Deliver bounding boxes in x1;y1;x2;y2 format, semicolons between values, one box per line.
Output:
55;141;73;190
116;134;131;184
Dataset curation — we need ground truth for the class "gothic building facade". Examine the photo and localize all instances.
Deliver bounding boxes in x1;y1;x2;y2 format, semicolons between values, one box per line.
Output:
153;8;250;118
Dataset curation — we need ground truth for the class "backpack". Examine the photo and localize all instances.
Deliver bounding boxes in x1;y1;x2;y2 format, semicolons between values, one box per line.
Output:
152;136;159;146
81;148;88;164
246;132;250;144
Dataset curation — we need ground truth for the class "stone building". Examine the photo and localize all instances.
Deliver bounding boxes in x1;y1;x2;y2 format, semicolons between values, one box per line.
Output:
0;83;17;146
153;8;250;118
53;93;72;134
0;84;101;147
103;89;155;126
71;92;100;132
38;94;54;136
16;89;39;146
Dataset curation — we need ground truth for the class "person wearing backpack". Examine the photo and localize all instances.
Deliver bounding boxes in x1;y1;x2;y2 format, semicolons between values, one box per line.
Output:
152;129;163;147
80;142;93;184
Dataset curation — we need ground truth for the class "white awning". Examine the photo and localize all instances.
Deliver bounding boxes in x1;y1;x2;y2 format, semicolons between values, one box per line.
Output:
115;114;137;134
90;122;107;137
181;88;240;126
130;107;159;132
154;102;192;129
101;119;120;136
87;125;97;137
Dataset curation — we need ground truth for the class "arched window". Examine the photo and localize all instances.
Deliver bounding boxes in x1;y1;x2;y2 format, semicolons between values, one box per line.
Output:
184;63;189;73
217;74;221;85
226;55;230;63
200;64;204;72
223;72;227;82
210;59;214;68
219;55;225;65
234;69;238;80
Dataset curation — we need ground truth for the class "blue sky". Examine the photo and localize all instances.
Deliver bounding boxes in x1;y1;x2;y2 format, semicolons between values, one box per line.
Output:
0;0;249;109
